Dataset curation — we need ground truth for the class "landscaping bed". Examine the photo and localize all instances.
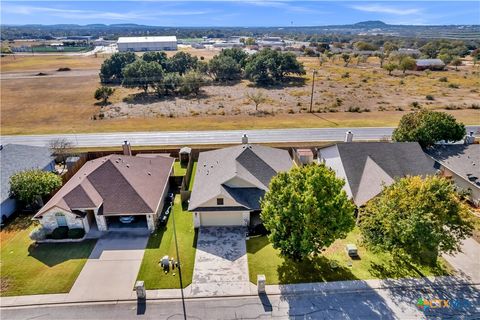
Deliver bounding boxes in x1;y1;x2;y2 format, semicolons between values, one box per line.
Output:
0;215;96;296
246;228;453;285
136;195;197;289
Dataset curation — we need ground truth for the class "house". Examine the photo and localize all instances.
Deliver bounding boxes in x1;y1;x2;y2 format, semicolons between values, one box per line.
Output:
415;59;446;71
0;144;55;223
188;141;293;227
318;142;435;206
33;154;174;233
425;143;480;207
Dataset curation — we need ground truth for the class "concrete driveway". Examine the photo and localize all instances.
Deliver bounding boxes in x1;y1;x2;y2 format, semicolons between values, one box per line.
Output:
189;227;252;296
443;237;480;283
68;230;149;301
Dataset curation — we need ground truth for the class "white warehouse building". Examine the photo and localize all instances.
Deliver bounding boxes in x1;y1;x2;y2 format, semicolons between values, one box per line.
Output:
117;36;177;52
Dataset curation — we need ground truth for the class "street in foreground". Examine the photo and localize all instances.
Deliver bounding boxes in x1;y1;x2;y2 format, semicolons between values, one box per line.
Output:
2;283;479;320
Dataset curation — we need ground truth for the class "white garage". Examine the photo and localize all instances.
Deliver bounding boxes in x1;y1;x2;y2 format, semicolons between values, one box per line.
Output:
196;211;248;227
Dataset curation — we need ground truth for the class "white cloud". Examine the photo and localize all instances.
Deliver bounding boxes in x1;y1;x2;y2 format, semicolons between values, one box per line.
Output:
351;4;421;16
244;0;326;14
1;4;211;21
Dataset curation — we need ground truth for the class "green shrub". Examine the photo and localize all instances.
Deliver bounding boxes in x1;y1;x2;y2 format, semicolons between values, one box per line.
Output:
347;106;361;113
67;228;85;239
448;83;459;89
438;77;448;82
51;226;69;239
425;95;434;101
29;227;47;241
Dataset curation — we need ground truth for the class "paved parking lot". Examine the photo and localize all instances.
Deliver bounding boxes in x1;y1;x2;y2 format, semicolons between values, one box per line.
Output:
189;227;252;296
68;230;149;301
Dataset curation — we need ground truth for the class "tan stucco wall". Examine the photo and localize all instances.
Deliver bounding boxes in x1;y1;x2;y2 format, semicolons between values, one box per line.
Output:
442;167;480;206
200;194;241;207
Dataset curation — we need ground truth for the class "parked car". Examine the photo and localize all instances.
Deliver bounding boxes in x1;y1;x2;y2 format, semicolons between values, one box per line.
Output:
119;216;135;224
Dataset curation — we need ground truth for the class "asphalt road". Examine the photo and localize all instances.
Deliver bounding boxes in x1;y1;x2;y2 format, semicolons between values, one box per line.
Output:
3;126;479;148
2;284;479;319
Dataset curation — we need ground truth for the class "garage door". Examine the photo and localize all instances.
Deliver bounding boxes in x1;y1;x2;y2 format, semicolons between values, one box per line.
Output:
200;211;245;226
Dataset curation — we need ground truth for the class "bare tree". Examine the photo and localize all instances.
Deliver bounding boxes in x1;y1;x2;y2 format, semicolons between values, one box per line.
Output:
246;91;267;111
49;138;75;173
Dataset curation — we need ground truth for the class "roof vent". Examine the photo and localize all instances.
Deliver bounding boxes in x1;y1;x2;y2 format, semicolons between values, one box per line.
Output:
126;164;130;168
147;172;151;176
464;131;475;145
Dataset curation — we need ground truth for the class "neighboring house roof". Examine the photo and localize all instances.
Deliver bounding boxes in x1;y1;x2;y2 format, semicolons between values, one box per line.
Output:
425;144;480;189
34;154;174;217
188;144;293;211
321;142;435;206
415;59;445;67
0;144;54;204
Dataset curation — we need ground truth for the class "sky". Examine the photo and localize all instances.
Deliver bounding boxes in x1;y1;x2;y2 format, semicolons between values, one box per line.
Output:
1;1;479;27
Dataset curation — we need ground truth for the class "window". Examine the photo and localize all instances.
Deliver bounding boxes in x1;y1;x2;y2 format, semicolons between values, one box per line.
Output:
216;198;224;205
55;212;67;227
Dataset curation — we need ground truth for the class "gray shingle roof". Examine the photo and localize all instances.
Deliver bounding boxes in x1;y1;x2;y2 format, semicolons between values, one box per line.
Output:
425;144;480;188
0;144;54;203
415;59;445;67
336;142;436;205
188;144;292;211
35;154;174;217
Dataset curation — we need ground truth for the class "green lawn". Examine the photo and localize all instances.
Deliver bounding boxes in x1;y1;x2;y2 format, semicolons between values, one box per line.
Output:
0;215;96;296
247;228;452;285
173;160;187;177
137;195;197;289
188;161;198;191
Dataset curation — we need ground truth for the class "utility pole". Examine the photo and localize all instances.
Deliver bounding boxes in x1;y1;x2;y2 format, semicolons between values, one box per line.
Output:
309;70;317;113
172;199;187;320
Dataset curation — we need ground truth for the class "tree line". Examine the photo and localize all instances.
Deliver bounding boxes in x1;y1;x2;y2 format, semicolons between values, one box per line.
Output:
96;48;305;104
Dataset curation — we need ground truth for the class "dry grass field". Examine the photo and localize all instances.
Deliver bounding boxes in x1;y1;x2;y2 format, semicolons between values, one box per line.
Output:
1;50;479;135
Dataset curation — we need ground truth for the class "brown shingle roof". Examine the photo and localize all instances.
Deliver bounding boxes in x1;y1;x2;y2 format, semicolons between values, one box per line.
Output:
34;155;173;217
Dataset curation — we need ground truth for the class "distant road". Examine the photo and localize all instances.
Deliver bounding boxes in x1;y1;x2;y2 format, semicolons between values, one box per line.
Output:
0;69;98;80
2;126;479;148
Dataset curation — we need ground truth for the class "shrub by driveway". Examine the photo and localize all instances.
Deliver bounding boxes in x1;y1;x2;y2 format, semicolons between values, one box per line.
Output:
137;195;197;289
0;215;96;296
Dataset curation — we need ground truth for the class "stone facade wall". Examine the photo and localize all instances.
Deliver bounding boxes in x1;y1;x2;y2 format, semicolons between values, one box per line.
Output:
38;207;86;231
95;213;107;231
242;212;251;226
146;214;156;231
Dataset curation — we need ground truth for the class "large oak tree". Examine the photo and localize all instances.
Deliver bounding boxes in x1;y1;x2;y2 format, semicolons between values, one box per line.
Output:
261;164;355;260
392;110;466;147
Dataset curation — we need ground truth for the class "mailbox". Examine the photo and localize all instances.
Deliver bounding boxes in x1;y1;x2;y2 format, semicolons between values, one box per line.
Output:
257;274;266;294
135;280;146;299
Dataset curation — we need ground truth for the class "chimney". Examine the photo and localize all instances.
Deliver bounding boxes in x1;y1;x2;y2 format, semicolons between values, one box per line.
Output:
122;140;132;156
345;131;353;142
464;131;475;145
242;134;249;144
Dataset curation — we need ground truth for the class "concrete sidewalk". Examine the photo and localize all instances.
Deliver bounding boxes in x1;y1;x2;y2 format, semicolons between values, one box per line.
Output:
2;275;477;308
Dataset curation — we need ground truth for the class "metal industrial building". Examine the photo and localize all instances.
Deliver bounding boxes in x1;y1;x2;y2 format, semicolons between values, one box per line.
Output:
117;36;177;52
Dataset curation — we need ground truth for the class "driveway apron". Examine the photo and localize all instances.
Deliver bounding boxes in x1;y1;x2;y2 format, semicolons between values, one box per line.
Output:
68;230;149;301
190;227;251;296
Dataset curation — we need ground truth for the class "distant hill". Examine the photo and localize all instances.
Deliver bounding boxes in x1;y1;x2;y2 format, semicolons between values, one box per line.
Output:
352;21;388;28
1;21;479;41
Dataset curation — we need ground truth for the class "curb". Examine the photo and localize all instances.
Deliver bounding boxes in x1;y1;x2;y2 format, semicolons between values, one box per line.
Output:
2;281;478;309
